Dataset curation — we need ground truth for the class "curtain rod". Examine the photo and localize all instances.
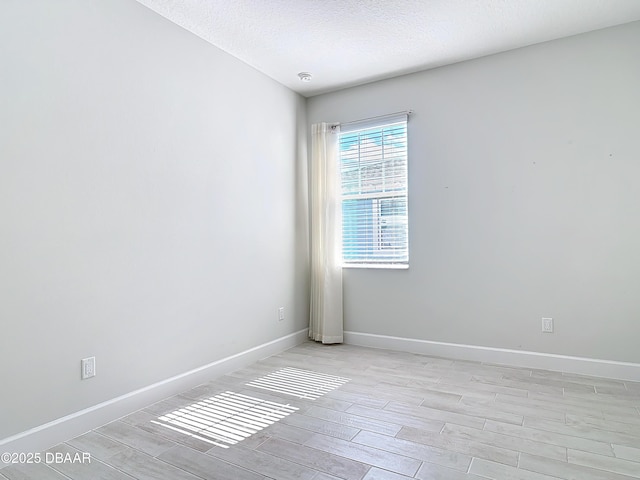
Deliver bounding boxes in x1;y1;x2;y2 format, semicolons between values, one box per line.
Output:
337;109;413;128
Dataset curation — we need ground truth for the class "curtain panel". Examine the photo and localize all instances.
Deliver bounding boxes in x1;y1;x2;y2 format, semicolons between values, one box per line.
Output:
309;123;343;344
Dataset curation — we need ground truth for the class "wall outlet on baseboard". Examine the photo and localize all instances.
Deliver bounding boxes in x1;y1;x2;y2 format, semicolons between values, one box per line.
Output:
81;357;96;379
542;318;554;333
278;307;285;322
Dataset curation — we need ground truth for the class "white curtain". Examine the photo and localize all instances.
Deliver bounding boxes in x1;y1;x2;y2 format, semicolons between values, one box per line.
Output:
309;122;343;344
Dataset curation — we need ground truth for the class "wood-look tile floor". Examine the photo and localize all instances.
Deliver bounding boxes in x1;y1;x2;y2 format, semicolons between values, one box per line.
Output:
3;341;640;479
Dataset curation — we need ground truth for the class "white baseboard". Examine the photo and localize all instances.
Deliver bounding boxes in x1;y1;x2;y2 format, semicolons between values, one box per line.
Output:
0;329;308;463
344;331;640;382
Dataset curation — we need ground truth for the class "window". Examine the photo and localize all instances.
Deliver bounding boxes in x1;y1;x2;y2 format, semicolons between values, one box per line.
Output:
339;115;408;267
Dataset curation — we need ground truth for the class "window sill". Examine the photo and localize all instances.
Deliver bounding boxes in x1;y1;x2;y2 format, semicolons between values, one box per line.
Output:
342;263;409;270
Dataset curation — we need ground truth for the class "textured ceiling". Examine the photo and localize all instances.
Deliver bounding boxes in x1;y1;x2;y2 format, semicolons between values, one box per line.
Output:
136;0;640;97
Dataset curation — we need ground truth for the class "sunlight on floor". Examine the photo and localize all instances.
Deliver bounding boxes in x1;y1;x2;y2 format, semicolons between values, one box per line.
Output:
245;367;350;399
152;391;298;448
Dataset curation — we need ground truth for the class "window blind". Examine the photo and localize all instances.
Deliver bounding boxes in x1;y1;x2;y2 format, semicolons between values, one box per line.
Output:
339;115;408;266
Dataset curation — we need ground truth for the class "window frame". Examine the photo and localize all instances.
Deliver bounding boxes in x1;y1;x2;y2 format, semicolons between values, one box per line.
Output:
338;115;409;269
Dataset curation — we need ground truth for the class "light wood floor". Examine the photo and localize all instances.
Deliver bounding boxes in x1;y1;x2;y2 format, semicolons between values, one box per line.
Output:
2;341;640;479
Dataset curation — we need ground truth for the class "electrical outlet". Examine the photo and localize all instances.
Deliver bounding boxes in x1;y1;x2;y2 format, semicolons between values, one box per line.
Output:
542;318;553;333
81;357;96;379
278;307;285;322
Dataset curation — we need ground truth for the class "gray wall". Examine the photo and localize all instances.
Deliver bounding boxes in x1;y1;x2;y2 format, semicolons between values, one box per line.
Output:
0;0;308;439
308;22;640;363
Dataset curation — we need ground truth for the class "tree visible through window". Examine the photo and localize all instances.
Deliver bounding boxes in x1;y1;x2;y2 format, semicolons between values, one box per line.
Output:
339;117;408;267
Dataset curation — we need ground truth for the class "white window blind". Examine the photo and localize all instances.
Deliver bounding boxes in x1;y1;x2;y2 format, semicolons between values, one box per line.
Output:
339;114;408;267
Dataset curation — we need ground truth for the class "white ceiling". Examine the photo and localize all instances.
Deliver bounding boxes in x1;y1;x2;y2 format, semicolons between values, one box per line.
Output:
136;0;640;97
